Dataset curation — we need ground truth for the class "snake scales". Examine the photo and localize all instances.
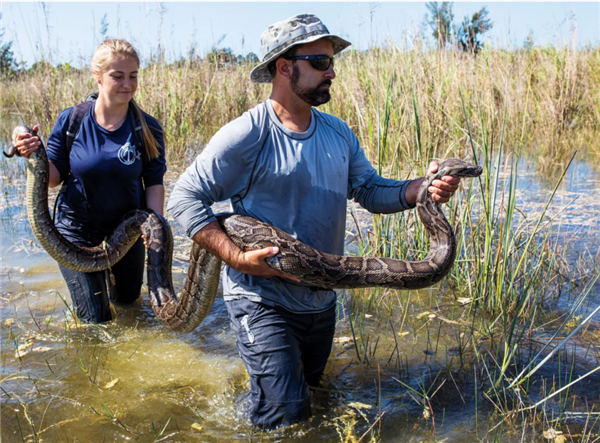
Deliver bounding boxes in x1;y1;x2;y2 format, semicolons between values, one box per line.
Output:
8;124;482;333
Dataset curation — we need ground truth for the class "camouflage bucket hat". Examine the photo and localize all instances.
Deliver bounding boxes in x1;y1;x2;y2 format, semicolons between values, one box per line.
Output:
250;14;351;84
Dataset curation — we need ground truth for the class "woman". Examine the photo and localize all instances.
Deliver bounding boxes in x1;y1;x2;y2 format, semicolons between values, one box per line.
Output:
14;39;166;323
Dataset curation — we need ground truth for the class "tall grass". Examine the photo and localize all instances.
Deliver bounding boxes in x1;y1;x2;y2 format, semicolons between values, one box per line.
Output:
1;46;598;168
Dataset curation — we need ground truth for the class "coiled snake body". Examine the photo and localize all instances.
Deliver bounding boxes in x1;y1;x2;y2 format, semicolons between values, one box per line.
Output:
7;124;482;333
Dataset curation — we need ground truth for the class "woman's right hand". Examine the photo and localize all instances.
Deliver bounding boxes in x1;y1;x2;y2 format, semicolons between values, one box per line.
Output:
14;125;41;158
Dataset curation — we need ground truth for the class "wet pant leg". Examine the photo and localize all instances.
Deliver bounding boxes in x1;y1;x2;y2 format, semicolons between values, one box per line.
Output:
301;307;337;387
58;238;145;323
58;264;111;323
108;238;145;304
225;297;336;429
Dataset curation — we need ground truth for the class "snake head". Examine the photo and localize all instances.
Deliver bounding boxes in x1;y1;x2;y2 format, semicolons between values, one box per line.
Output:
2;147;17;158
427;158;483;181
12;124;34;143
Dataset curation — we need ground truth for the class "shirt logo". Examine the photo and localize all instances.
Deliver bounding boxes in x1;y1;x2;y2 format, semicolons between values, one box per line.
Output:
118;142;141;165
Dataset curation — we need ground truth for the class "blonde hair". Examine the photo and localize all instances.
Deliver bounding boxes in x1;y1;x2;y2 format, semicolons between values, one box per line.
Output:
91;39;162;160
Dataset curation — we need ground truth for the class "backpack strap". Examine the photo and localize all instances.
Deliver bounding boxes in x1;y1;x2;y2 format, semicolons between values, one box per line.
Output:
55;96;96;223
65;99;94;153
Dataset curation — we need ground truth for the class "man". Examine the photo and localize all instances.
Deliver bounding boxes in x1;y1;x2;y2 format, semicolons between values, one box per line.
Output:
168;14;461;429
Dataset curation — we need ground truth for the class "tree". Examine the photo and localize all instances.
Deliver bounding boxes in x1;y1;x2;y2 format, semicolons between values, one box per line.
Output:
28;61;51;73
457;7;493;53
524;30;535;52
235;52;260;65
426;2;454;49
244;52;259;64
0;27;16;75
206;47;237;67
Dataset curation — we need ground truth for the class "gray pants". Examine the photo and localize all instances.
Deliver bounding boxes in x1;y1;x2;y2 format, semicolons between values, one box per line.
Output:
225;297;336;429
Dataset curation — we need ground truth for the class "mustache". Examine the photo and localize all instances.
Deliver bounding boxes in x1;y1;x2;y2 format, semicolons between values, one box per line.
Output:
319;79;332;87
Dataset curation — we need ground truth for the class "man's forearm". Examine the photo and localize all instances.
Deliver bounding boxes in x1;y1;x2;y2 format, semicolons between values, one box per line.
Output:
192;220;243;267
191;220;302;282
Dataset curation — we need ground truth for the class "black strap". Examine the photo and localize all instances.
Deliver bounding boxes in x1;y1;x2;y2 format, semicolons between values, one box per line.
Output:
54;99;94;223
52;185;67;224
65;101;93;153
65;92;97;153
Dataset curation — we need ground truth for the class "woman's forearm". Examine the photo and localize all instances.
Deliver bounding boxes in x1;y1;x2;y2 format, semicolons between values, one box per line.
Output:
48;161;62;188
145;184;165;215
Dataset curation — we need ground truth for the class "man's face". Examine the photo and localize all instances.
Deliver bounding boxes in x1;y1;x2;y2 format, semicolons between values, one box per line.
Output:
289;39;336;107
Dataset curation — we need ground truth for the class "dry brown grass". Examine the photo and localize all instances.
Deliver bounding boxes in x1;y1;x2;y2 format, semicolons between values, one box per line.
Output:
1;46;598;170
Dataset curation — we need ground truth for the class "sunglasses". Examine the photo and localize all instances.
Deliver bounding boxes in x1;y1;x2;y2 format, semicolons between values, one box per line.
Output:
284;54;334;71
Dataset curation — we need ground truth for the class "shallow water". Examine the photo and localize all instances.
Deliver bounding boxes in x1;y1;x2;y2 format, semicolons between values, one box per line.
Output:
1;155;599;442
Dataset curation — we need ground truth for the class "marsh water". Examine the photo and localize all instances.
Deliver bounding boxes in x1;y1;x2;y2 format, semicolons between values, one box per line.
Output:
1;154;599;443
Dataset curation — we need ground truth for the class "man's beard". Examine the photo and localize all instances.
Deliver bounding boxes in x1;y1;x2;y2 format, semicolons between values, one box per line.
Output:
290;64;332;107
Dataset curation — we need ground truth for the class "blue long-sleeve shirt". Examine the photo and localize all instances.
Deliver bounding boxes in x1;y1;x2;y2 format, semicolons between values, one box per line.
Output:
168;99;413;312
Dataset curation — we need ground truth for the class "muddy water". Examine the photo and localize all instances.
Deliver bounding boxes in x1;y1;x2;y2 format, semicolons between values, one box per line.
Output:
1;155;599;442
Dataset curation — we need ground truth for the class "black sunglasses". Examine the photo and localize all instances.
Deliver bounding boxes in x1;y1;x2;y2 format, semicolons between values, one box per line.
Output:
284;54;334;71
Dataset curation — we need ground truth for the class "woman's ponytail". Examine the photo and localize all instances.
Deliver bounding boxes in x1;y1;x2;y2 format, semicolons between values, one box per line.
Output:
130;99;162;160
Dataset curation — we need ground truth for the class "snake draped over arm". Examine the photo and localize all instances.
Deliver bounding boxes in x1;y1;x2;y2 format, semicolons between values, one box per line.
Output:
7;124;482;333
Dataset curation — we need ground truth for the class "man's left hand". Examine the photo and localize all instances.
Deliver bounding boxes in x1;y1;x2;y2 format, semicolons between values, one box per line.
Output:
427;161;460;204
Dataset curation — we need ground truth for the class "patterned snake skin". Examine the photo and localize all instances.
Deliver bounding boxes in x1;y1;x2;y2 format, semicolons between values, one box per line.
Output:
8;124;482;333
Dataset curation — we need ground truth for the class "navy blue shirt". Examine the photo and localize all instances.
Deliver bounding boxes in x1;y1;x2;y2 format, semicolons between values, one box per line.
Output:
46;103;166;246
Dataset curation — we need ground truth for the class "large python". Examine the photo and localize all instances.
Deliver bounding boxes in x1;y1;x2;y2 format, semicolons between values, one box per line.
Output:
7;124;482;333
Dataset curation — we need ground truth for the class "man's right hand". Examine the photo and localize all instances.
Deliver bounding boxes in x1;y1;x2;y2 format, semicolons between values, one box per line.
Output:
231;246;301;282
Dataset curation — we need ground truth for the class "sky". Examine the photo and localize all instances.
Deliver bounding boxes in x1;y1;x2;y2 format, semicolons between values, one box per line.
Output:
1;1;599;68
